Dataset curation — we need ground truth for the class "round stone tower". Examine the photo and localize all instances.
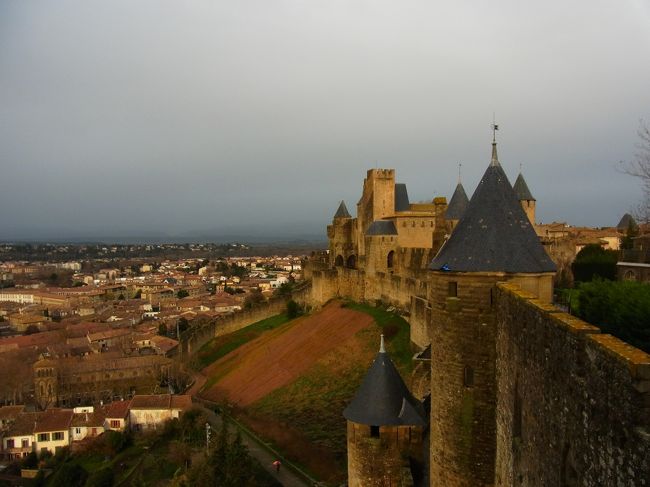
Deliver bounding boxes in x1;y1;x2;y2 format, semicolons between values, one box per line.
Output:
344;336;428;486
427;139;556;486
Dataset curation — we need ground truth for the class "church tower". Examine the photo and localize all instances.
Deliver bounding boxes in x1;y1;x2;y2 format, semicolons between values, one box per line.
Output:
427;135;556;486
33;358;59;409
344;336;427;486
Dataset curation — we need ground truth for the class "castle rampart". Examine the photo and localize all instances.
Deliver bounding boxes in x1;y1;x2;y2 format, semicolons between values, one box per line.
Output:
495;283;650;487
309;158;650;485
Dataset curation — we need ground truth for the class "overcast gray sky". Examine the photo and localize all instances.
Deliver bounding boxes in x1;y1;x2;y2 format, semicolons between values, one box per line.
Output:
1;0;650;241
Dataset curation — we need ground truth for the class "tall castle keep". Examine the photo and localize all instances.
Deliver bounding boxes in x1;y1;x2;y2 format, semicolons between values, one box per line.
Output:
308;139;650;486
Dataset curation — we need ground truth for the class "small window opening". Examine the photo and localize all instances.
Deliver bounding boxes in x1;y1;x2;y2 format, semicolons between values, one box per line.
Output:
463;366;474;387
370;425;380;437
448;281;458;297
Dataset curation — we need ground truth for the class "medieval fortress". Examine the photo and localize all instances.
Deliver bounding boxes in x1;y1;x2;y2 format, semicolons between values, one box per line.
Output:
305;140;650;486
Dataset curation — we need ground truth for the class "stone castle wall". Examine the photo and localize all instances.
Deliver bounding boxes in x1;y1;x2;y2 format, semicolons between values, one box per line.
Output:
495;283;650;487
183;284;312;357
308;259;650;486
347;421;423;487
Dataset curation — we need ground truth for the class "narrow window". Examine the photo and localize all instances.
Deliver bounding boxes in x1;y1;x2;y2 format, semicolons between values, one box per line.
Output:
448;281;458;297
370;425;380;438
463;366;474;387
513;389;522;439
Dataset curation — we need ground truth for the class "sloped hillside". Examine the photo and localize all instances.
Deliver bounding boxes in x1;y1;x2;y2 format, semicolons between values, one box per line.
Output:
198;300;412;484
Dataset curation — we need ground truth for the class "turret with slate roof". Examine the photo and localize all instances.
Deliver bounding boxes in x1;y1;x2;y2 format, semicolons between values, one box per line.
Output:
428;131;556;487
430;142;555;274
344;336;427;486
333;200;351;219
617;213;636;231
445;165;470;232
328;200;355;268
513;171;536;224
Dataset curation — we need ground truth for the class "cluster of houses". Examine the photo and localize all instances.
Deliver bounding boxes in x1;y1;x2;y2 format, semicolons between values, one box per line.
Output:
0;255;302;335
0;394;192;461
0;255;304;407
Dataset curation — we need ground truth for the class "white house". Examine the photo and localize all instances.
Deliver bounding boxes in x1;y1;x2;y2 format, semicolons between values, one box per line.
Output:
129;394;192;431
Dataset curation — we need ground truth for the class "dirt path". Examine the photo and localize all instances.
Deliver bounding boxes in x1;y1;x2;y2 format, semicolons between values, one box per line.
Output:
200;301;374;406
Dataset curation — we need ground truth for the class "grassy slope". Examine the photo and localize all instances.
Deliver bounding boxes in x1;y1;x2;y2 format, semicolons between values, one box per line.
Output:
247;301;412;480
194;313;291;370
195;300;412;484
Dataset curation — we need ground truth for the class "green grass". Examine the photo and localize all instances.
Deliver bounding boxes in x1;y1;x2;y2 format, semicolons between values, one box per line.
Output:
343;300;413;372
194;313;291;370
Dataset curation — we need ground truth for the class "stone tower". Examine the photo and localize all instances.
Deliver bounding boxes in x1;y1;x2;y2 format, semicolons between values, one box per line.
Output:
364;220;398;276
512;172;536;225
357;169;396;256
344;336;427;486
34;357;58;409
427;140;556;486
328;200;355;268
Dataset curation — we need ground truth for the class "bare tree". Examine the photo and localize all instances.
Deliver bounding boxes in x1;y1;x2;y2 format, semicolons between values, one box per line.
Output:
621;120;650;223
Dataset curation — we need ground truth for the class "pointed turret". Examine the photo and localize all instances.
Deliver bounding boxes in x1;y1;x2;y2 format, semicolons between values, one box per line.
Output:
344;338;427;486
513;172;536;224
333;200;351;219
343;335;426;426
445;182;469;222
430;142;555;273
513;173;535;201
617;213;636;231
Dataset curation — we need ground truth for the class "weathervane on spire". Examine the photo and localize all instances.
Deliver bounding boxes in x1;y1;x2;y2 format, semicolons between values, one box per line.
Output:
490;114;500;167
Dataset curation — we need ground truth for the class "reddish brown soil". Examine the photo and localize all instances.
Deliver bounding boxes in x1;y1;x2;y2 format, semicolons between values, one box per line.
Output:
201;301;373;406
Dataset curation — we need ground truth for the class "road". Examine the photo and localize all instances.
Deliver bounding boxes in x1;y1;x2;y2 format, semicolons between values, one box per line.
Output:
195;403;315;487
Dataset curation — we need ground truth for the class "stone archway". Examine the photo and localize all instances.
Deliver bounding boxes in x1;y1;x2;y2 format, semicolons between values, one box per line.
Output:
346;255;357;269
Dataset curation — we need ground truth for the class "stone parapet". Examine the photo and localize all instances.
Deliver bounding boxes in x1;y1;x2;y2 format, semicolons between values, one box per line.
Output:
495;283;650;487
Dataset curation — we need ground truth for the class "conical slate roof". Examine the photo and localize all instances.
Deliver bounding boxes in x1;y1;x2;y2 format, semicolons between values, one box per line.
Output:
366;220;398;236
513;173;535;201
394;184;410;212
343;337;426;426
617;213;635;230
430;143;556;273
333;200;351;219
446;183;469;220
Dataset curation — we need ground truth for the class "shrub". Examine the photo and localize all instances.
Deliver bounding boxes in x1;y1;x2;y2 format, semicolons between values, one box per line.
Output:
577;280;650;353
571;244;618;282
48;463;88;487
286;300;301;319
86;467;115;487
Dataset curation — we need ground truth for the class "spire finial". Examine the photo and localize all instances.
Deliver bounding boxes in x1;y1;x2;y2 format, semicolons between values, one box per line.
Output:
379;334;385;353
458;163;462;184
491;117;500;167
519;162;523;174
